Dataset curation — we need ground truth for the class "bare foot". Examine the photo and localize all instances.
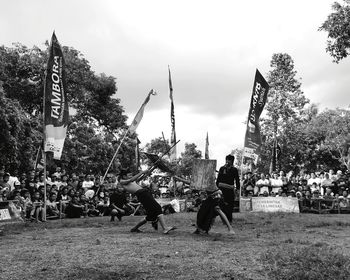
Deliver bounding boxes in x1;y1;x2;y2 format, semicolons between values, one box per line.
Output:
163;226;176;234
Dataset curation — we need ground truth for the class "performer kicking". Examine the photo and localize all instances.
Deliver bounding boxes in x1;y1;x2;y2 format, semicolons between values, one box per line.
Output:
118;167;176;234
173;175;234;235
194;188;235;235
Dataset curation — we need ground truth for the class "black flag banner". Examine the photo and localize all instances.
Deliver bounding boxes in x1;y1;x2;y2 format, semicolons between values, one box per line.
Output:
44;32;69;160
168;66;177;161
243;69;269;165
143;152;174;174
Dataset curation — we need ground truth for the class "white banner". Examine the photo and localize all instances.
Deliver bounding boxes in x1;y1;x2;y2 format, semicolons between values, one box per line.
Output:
251;197;300;213
0;209;11;220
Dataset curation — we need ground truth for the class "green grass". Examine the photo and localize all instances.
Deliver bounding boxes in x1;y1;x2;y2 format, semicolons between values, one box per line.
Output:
261;244;350;280
1;212;350;280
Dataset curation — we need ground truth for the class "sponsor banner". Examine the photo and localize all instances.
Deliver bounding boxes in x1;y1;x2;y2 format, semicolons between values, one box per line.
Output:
252;197;300;213
239;198;253;212
44;32;69;160
0;209;11;221
243;69;269;164
0;201;23;222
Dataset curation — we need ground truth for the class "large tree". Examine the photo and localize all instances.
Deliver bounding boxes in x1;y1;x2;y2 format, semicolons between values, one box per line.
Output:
306;108;350;170
259;53;309;173
319;0;350;63
178;143;202;178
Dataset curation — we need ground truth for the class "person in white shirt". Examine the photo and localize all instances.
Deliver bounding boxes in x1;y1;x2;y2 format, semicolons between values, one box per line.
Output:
270;173;283;194
307;172;321;186
82;175;94;192
255;173;270;195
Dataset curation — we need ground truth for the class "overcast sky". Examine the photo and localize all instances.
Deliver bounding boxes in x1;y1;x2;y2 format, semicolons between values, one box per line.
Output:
1;0;350;167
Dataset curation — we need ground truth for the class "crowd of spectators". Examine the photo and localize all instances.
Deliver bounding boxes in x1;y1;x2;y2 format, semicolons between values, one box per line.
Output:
1;166;350;222
0;166;203;222
241;169;350;213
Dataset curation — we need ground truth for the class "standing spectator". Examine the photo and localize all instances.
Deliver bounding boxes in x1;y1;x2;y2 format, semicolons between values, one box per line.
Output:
8;170;19;192
255;173;270;195
216;154;240;223
53;166;62;179
328;169;337;182
308;172;321;187
270;172;283;194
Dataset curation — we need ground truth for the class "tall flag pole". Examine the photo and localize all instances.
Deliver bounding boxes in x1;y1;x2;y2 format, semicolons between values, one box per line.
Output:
168;66;177;161
101;89;156;184
269;134;281;174
43;32;69;221
242;69;269;170
135;137;141;171
205;132;209;159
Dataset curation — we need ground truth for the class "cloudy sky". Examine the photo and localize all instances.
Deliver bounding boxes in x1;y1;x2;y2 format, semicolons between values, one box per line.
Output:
1;0;349;167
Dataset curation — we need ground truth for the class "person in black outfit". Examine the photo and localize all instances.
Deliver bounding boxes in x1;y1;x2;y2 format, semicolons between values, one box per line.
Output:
216;154;240;223
109;185;132;221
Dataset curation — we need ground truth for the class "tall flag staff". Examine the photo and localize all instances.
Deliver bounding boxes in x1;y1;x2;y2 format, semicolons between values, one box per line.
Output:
101;89;156;184
205;132;209;159
241;69;269;198
43;32;69;221
168;66;177;161
269;133;281;174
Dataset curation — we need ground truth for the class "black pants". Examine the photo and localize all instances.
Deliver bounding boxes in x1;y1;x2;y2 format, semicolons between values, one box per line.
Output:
219;188;235;223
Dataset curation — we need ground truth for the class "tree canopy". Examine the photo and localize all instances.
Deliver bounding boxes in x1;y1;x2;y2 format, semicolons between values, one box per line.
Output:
319;0;350;63
0;42;131;175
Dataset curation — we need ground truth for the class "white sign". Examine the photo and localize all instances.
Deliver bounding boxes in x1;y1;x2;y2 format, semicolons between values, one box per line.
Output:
252;197;300;213
0;209;11;220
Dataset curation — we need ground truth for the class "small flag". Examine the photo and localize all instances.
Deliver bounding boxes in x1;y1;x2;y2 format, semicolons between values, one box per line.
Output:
44;32;69;160
169;66;177;161
205;132;209;159
129;89;156;134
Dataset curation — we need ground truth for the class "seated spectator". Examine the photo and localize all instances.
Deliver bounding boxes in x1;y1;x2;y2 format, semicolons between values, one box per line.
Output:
82;175;94;193
86;196;101;217
46;192;61;218
338;190;350;213
109;185;133;221
96;195;110;216
31;190;44;222
8;180;22;200
65;195;86;218
1;173;11;192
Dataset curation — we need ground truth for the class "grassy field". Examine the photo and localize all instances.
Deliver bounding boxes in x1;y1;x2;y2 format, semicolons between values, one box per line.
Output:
1;212;350;280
